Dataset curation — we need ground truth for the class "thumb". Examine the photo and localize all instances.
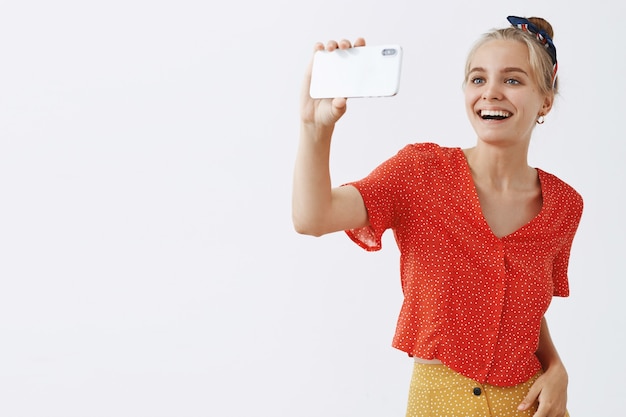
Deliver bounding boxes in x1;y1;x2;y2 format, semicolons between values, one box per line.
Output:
332;97;347;110
331;97;348;120
518;380;541;411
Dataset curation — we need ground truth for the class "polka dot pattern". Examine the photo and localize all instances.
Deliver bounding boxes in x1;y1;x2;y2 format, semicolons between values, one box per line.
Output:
345;143;583;386
405;362;571;417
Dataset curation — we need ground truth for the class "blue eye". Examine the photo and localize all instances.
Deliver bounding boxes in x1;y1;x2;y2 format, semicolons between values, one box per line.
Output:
505;78;521;85
471;77;485;85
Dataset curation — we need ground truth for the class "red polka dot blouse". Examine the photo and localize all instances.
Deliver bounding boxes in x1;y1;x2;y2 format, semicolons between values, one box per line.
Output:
345;143;583;387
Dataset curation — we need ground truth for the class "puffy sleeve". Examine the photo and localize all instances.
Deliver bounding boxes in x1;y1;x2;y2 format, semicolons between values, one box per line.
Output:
551;188;584;297
551;237;574;297
344;143;434;251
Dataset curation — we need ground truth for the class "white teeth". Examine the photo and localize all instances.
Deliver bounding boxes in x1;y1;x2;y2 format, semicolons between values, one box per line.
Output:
480;110;511;118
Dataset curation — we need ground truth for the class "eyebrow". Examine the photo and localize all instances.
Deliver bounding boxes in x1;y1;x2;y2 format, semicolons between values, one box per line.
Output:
468;67;530;76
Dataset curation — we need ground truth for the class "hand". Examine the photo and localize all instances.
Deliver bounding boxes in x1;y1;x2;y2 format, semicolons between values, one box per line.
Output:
518;365;568;417
300;38;366;128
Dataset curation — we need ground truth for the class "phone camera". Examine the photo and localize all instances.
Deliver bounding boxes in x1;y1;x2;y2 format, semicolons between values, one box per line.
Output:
382;48;397;56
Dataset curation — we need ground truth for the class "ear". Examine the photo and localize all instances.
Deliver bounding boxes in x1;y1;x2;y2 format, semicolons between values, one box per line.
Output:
541;92;555;116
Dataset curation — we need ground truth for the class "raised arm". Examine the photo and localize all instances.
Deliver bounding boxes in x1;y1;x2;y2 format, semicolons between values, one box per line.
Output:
292;39;369;236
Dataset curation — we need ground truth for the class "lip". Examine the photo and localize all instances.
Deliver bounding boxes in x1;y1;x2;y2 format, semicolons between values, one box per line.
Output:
476;108;513;121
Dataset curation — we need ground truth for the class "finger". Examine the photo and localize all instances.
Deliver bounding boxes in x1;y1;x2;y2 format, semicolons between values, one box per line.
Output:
531;400;549;417
332;97;347;109
331;97;348;119
531;395;567;417
354;37;366;47
338;39;352;50
325;40;339;51
303;42;326;99
305;43;324;79
518;381;542;411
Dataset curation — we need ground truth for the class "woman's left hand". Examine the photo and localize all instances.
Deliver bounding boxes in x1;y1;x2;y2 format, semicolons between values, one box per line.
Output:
518;364;568;417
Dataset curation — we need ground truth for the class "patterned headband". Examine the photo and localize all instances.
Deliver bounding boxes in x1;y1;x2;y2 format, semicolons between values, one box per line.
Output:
507;16;558;87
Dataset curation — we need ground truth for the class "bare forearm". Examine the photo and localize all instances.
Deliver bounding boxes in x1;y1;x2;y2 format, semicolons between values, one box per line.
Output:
292;121;368;236
292;123;335;236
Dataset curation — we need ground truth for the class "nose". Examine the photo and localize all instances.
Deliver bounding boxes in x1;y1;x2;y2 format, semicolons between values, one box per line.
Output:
482;82;503;101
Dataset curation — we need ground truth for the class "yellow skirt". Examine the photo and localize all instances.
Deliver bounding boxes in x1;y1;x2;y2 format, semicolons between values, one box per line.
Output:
405;362;570;417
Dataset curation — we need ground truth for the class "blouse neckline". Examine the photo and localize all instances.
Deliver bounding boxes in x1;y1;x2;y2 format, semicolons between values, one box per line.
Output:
454;147;547;241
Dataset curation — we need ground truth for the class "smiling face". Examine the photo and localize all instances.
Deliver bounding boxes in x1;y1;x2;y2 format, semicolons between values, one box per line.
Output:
464;39;554;147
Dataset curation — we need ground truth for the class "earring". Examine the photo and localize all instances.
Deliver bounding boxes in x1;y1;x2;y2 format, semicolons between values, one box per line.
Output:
536;115;545;125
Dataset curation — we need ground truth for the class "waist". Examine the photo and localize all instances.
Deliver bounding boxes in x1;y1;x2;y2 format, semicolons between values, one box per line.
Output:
413;357;443;365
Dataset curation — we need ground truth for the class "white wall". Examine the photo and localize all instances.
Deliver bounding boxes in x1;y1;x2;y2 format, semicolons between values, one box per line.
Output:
1;1;624;416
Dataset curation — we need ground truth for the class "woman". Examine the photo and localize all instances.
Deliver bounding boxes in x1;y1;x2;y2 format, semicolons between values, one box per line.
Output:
292;16;582;417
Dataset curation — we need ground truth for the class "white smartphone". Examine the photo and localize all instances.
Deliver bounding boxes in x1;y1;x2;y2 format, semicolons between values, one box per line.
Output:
309;44;403;99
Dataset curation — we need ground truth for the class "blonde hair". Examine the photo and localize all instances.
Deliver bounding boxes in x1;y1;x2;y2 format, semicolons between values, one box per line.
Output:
464;17;558;96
